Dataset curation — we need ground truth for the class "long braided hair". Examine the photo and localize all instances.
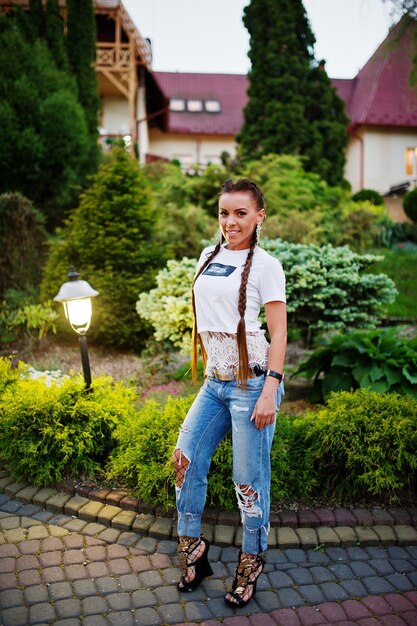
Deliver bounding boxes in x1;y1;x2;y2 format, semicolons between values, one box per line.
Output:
191;178;265;385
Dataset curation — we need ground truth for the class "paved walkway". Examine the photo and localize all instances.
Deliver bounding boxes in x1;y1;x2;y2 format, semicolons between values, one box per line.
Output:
0;489;417;626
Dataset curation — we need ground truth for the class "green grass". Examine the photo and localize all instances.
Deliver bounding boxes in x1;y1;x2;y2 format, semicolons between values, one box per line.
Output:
369;247;417;319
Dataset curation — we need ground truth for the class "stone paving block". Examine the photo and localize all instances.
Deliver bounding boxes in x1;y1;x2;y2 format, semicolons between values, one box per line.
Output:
0;588;24;609
314;508;336;528
117;531;140;546
277;587;305;608
5;481;29;497
276;527;299;549
138;569;164;587
95;503;122;527
363;576;396;595
371;508;395;526
372;525;396;546
81;522;107;536
48;581;74;601
321;581;349;602
340;578;368;598
158;603;186;625
55;598;82;619
355;526;380;546
82;596;108;615
317;526;340;547
33;488;58;506
63;494;90;515
0;516;20;530
131;589;158;608
334;508;357;527
298;510;321;528
255;590;282;611
350;561;376;577
15;486;40;504
62;518;89;533
334;526;358;547
148;515;172;539
385;572;415;592
18;568;42;587
297;584;325;605
106;591;131;611
289;568;314;586
44;492;72;514
1;500;24;514
295;527;318;549
108;611;134;626
0;476;14;491
24;584;49;605
394;524;417;546
214;524;236;547
5;527;28;542
269;607;302;626
95;576;120;596
77;500;105;522
110;509;137;532
278;509;298;528
132;513;155;533
1;606;29;626
387;507;412;525
184;599;214;622
133;607;161;626
403;611;417;626
310;566;336;584
29;601;57;624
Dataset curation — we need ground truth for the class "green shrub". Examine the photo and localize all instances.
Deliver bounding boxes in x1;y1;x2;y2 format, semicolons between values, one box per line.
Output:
403;187;417;223
41;145;163;350
301;389;417;501
107;393;314;511
0;374;136;486
352;188;384;205
0;356;27;397
295;327;417;402
0;193;47;298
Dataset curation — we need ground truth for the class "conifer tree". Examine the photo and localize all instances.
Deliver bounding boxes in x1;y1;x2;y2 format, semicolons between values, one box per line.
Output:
66;0;100;169
28;0;44;39
45;0;68;71
239;0;348;185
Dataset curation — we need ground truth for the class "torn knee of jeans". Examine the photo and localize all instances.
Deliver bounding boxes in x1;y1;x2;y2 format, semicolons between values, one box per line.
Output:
235;483;262;517
172;448;190;489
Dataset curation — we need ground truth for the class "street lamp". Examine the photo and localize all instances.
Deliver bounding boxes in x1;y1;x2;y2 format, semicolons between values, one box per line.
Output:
54;267;99;391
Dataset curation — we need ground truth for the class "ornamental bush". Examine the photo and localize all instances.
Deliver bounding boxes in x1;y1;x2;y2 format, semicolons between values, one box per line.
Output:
295;327;417;402
41;145;163;350
107;393;313;511
300;389;417;501
352;188;384;205
0;373;136;486
137;240;397;350
403;187;417;223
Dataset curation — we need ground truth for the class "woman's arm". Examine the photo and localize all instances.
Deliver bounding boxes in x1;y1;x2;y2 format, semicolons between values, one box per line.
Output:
251;300;287;430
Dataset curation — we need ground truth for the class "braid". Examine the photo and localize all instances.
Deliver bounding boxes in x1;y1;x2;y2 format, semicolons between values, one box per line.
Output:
191;243;222;382
236;227;257;385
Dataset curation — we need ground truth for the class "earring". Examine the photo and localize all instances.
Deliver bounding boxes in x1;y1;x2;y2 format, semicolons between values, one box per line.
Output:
256;223;262;245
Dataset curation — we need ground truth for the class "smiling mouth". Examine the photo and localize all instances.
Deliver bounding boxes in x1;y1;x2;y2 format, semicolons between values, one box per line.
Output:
227;230;240;235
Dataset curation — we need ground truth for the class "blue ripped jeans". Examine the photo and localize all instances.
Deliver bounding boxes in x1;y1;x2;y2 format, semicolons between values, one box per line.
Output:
173;375;284;554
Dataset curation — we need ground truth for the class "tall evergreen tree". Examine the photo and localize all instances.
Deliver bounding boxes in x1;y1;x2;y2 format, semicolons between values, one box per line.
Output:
28;0;44;39
45;0;68;71
239;0;348;185
66;0;100;169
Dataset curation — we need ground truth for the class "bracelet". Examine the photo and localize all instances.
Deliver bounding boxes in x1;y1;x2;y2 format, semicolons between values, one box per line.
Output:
266;369;284;381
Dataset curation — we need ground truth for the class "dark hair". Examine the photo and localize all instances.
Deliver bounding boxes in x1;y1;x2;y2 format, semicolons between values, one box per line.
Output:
191;178;265;384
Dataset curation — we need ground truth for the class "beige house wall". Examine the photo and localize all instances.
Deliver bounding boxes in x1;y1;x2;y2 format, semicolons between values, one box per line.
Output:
101;95;130;136
347;127;417;193
148;128;236;167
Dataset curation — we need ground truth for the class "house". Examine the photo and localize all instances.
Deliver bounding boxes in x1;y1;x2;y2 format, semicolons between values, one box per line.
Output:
0;0;167;161
150;16;417;198
149;72;247;169
332;15;417;195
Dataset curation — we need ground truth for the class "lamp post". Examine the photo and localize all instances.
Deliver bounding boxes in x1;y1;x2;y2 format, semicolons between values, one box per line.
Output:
54;267;99;391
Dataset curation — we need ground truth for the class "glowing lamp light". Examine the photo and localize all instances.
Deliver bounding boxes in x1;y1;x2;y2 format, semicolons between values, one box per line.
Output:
54;267;99;390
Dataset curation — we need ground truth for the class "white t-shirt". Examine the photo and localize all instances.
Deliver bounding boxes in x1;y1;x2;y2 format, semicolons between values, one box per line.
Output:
194;245;286;334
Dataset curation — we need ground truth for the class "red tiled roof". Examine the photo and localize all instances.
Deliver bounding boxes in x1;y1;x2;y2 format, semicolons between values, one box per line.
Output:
154;72;248;135
332;15;417;128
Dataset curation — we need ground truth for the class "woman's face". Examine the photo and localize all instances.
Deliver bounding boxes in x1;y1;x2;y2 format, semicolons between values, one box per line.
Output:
218;191;264;251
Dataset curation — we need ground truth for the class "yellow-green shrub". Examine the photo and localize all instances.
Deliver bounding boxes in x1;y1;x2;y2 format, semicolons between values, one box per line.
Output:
0;374;136;486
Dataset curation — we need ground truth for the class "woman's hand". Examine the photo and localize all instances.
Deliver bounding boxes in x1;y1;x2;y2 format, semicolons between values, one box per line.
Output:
250;385;277;430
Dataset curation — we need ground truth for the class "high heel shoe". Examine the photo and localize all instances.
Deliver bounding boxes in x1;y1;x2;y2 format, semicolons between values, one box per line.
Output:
177;536;213;592
224;550;265;608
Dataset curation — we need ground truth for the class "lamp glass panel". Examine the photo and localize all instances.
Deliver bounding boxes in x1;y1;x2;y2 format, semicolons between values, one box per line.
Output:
66;298;92;327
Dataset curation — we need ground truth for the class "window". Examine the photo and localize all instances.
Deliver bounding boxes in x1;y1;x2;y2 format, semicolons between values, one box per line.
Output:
170;98;186;112
405;147;417;176
187;99;203;112
205;100;221;113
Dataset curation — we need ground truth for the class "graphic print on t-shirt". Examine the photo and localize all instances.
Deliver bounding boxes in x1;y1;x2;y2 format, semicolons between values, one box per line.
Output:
202;263;237;277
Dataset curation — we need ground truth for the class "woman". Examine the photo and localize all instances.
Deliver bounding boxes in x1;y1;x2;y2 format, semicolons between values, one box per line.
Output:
172;178;287;608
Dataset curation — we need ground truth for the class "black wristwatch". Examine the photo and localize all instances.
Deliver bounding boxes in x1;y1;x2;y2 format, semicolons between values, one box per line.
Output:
266;369;284;382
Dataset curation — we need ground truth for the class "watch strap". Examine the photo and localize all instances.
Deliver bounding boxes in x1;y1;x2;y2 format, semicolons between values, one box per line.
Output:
266;369;284;381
